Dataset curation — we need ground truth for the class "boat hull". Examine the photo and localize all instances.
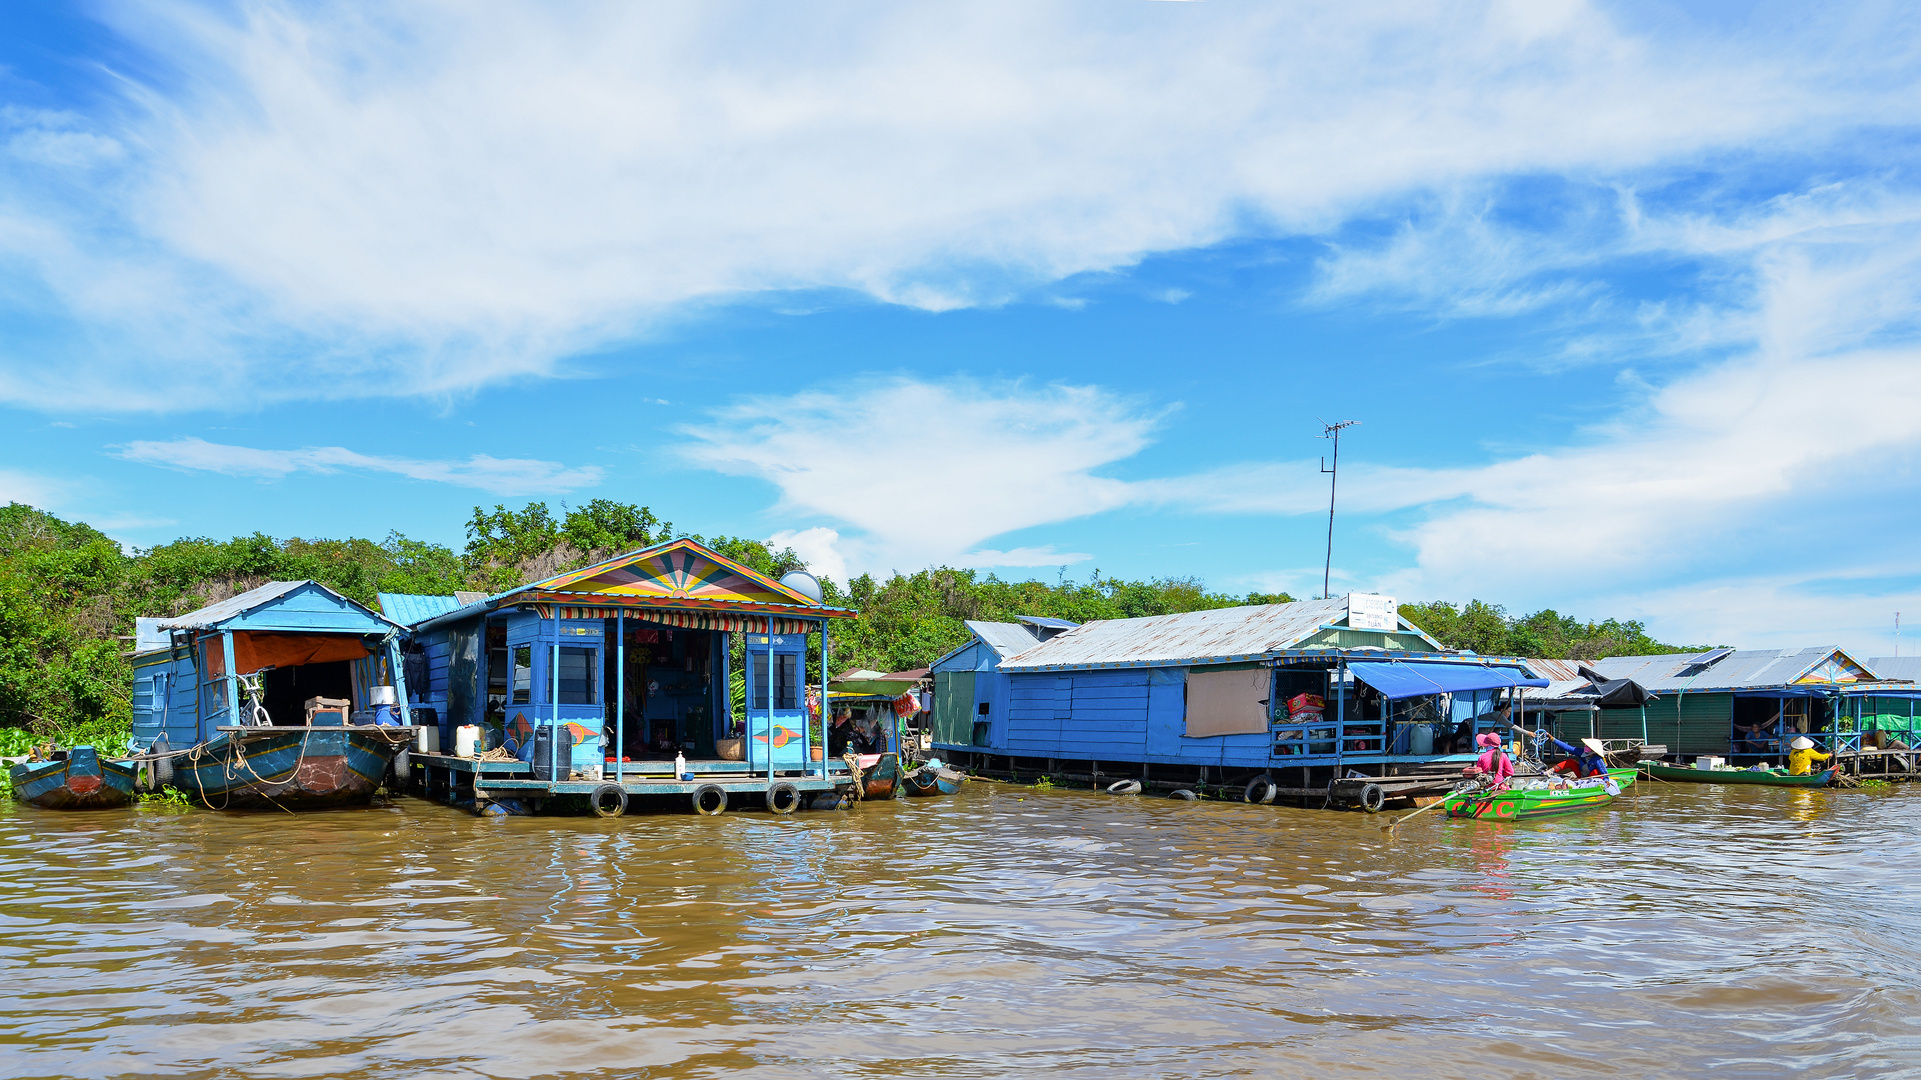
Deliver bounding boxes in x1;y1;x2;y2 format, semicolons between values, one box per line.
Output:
902;766;967;797
1442;768;1638;821
852;752;900;800
175;727;406;810
1642;762;1834;787
8;747;136;810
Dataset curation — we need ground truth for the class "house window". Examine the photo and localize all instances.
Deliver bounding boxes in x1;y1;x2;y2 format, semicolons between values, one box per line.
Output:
558;646;596;705
512;646;532;704
752;653;800;710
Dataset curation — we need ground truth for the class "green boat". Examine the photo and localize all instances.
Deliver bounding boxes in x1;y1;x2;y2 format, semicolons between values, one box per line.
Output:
1441;768;1638;822
1640;761;1833;788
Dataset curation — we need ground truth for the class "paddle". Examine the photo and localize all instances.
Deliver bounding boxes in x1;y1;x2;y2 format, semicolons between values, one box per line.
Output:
1381;791;1454;833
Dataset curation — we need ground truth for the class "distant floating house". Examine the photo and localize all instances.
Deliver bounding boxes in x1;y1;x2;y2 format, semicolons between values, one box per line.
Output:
1588;647;1918;759
929;595;1552;789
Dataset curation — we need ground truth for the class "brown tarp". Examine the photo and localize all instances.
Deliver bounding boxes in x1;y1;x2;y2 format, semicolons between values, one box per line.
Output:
204;632;371;676
1184;667;1273;737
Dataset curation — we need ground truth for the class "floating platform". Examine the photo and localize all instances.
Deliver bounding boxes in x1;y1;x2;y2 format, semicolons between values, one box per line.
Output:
409;751;855;816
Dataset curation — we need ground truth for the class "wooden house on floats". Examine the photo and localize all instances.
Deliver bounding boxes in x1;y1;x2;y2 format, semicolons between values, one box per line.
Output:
391;538;857;817
129;581;417;809
1586;647;1918;762
929;594;1556;809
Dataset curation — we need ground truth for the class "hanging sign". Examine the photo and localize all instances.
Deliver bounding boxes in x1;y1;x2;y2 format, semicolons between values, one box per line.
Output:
1347;593;1398;632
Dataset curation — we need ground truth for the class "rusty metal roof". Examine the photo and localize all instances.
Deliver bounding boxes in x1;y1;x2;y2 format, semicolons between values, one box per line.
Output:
999;598;1362;670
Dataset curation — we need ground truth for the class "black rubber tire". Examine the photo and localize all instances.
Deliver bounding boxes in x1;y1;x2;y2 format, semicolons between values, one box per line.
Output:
1106;779;1143;796
1360;783;1385;814
692;784;728;816
767;781;802;815
1244;775;1277;805
590;783;627;819
392;747;410;782
1169;789;1198;801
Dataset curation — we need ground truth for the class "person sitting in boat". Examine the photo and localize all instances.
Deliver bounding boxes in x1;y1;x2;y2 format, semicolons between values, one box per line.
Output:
1462;732;1514;788
1787;736;1833;776
1544;735;1610;779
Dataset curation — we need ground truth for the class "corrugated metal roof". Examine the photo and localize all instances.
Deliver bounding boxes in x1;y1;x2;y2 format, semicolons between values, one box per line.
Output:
156;581;315;630
377;592;461;624
1588;648;1867;692
967;621;1043;659
1869;657;1921;683
1019;615;1079;629
999;598;1358;670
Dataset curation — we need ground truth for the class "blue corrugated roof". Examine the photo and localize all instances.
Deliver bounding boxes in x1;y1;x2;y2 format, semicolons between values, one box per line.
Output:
377;592;461;624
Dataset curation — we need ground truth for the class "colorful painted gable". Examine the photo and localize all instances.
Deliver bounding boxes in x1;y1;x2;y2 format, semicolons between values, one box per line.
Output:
532;540;814;606
1795;649;1877;684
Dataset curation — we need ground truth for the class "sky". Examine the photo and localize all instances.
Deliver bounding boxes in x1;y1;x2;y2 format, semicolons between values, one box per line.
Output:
2;1;1920;656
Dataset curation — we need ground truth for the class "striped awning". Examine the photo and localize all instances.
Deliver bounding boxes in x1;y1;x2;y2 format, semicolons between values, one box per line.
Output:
540;605;817;635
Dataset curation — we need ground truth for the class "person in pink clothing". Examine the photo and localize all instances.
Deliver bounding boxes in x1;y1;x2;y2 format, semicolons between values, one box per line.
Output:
1463;731;1514;788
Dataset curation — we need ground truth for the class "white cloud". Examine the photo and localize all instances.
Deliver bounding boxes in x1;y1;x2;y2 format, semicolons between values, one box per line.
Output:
2;2;1916;408
116;436;603;496
961;547;1095;569
682;379;1158;572
764;527;848;589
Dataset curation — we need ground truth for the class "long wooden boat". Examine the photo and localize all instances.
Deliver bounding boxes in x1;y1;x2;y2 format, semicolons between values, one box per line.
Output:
1641;761;1834;788
1442;768;1638;822
850;752;901;800
8;746;136;810
174;726;410;810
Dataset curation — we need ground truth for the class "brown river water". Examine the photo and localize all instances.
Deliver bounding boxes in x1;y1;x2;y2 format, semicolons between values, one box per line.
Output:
4;781;1920;1079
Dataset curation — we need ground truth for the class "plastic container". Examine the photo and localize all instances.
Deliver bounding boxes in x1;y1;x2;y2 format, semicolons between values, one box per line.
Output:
455;724;480;758
368;685;400;706
1409;725;1434;756
372;703;403;726
415;726;440;754
675;751;691;782
533;725;575;781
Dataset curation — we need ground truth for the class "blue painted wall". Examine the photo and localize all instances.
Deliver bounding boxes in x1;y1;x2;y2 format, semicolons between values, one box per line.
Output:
946;664;1279;770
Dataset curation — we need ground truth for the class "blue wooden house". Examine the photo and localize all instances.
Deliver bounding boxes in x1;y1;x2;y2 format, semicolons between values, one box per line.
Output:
392;538;857;815
931;595;1552;796
128;581;417;808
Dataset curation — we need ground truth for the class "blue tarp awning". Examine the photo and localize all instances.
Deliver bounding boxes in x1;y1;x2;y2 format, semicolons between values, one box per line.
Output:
1348;661;1549;700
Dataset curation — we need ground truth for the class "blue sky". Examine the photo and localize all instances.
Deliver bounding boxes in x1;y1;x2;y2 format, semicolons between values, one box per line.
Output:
3;1;1921;655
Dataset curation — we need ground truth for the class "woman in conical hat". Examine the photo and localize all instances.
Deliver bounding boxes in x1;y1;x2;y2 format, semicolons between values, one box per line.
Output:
1787;735;1832;776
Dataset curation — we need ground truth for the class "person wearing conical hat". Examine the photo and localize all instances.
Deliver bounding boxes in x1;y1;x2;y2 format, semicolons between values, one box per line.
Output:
1787;736;1832;776
1541;733;1610;779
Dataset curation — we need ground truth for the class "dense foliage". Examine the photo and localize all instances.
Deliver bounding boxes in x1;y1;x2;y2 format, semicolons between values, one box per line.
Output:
0;499;1703;747
1397;599;1707;660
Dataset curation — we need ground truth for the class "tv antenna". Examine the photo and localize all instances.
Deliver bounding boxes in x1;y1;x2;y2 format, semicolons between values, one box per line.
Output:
1897;612;1902;657
1318;419;1360;601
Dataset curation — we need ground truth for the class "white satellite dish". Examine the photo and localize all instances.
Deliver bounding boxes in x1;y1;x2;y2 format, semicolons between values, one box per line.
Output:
779;570;823;603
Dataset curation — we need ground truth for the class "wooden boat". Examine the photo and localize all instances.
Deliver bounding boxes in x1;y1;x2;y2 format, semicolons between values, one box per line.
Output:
173;725;410;810
8;746;136;810
1641;761;1834;788
851;752;901;800
1442;768;1637;821
901;764;968;797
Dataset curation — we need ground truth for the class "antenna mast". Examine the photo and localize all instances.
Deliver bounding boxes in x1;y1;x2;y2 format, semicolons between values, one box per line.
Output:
1318;419;1361;601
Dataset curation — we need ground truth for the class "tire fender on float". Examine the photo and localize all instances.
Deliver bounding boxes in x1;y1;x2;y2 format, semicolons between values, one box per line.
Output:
1244;775;1277;805
1359;784;1385;813
692;783;728;816
1169;788;1198;801
589;783;627;819
1105;779;1143;796
766;781;801;815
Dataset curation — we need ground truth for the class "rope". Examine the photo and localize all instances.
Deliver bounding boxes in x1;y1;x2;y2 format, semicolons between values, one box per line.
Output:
843;753;865;801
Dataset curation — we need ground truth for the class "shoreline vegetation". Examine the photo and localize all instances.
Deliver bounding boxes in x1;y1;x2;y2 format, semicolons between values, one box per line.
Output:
0;500;1698;752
